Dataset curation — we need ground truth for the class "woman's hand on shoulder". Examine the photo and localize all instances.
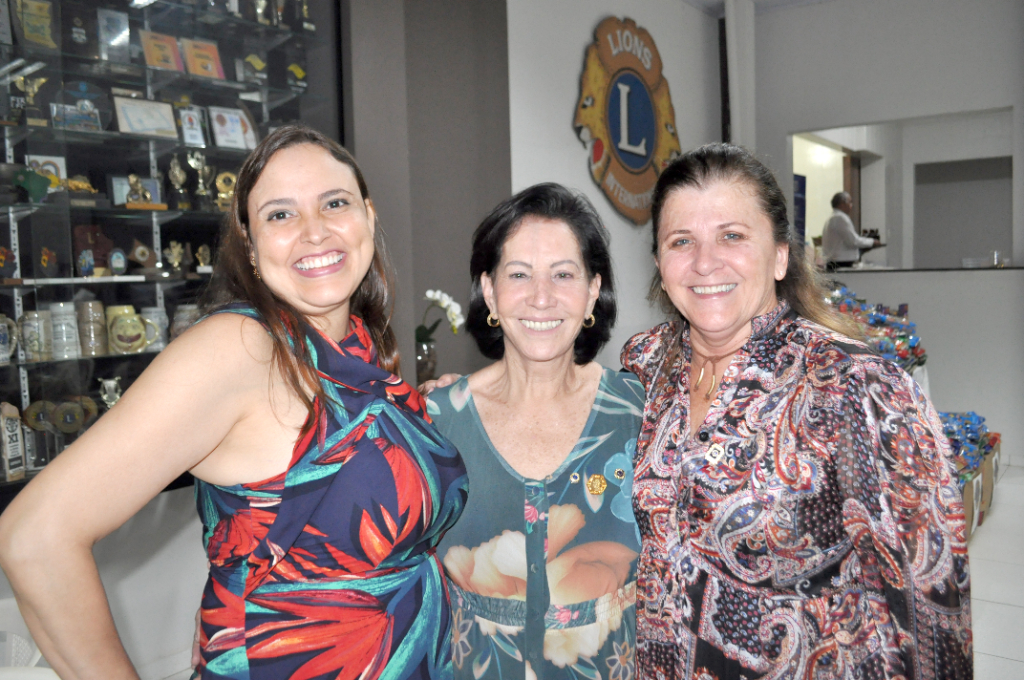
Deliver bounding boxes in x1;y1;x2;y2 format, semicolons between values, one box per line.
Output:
418;373;462;396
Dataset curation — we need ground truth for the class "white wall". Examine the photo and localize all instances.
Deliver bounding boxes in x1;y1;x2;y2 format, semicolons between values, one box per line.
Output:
837;270;1024;469
506;0;721;367
756;0;1024;265
792;135;844;241
0;488;208;679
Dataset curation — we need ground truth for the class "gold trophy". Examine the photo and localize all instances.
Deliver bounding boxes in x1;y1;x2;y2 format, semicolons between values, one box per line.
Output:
15;76;48;127
187;151;208;197
254;0;271;24
168;155;190;210
125;174;152;204
195;244;212;269
163;241;184;275
215;171;236;212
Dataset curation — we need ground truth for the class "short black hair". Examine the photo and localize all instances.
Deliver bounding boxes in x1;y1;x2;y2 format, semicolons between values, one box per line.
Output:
466;183;616;364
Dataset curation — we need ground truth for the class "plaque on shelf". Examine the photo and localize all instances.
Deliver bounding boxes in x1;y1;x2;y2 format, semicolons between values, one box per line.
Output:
109;175;162;207
12;0;58;52
50;102;102;132
177;105;206;147
140;30;184;72
60;81;113;130
113;96;178;139
25;154;65;193
97;9;130;63
61;3;98;59
0;0;12;46
73;224;113;270
181;38;225;80
129;240;157;268
108;248;127;275
38;245;57;277
208;106;247;149
77;249;94;276
0;246;15;278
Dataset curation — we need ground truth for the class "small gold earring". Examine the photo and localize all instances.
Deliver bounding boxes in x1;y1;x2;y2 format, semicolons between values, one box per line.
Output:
486;313;500;328
250;257;260;280
582;314;596;329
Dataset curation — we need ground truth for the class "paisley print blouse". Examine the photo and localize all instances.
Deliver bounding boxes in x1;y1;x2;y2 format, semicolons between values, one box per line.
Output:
620;302;971;680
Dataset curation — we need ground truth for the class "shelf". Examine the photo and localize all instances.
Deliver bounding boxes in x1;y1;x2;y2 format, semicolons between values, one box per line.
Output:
22;275;146;285
14;349;161;368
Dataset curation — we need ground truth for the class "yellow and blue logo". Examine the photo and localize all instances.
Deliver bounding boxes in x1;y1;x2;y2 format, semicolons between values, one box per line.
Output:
574;17;681;225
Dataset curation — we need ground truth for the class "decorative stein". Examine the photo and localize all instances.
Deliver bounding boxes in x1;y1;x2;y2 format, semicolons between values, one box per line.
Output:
18;311;53;362
109;314;159;354
140;306;169;352
0;314;18;366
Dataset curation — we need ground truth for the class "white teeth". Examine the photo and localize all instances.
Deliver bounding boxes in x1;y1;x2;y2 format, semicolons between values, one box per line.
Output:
295;252;344;271
520;319;563;331
692;284;737;294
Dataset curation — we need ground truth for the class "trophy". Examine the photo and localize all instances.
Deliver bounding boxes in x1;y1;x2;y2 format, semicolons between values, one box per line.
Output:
196;244;212;269
125;174;151;204
187;151;216;211
98;377;122;410
254;0;271;24
16;76;48;127
168;155;190;210
215;171;236;212
163;241;185;275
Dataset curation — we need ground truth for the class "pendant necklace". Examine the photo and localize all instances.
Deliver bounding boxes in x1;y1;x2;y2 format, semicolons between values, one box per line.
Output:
690;344;744;400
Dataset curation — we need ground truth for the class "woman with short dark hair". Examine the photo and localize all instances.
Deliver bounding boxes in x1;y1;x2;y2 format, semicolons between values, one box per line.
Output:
428;183;644;680
625;143;971;679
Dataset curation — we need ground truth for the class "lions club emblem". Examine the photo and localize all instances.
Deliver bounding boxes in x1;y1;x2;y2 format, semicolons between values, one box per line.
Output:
574;17;681;225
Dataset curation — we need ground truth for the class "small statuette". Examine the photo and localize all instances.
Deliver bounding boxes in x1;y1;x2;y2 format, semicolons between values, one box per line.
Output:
163;241;185;273
66;175;98;193
705;443;726;465
613;468;626;480
187;151;209;197
168;155;191;210
98;377;122;410
569;472;580;484
195;244;212;268
125;173;152;204
586;473;608;495
215;171;236;212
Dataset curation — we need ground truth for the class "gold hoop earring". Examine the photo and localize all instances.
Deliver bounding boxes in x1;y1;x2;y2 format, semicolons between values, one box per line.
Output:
582;314;596;329
486;313;500;328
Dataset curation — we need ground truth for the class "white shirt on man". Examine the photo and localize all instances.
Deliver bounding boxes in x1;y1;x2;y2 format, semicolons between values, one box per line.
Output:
821;209;873;263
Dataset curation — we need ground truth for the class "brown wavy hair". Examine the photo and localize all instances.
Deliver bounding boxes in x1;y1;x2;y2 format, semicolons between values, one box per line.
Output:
649;143;860;338
199;124;399;431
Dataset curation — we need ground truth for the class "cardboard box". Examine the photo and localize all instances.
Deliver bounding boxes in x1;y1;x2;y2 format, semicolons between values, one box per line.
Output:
978;442;1001;526
961;469;983;542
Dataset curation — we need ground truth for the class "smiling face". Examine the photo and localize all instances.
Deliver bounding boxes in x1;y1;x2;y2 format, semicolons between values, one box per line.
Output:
247;143;376;336
655;180;788;348
481;217;601;365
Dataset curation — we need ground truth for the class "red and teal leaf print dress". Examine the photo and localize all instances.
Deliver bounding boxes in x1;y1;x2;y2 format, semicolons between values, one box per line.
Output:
195;307;468;680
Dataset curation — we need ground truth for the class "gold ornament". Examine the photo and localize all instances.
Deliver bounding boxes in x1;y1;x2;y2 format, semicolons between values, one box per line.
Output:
585;473;608;495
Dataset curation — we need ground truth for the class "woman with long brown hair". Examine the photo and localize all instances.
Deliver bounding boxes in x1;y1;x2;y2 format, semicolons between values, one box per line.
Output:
0;124;468;680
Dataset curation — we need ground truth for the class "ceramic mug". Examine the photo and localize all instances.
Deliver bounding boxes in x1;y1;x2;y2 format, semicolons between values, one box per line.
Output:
140;306;169;352
48;302;80;360
0;313;18;366
109;313;158;354
105;305;136;354
18;311;53;362
76;301;106;357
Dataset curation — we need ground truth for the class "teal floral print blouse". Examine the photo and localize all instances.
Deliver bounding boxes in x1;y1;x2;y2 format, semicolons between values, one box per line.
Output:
428;368;645;680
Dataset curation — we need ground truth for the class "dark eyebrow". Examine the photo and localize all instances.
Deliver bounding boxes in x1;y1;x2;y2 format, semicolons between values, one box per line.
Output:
256;188;355;215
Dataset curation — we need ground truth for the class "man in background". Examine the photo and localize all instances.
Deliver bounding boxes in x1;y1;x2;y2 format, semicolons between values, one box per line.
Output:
821;191;879;271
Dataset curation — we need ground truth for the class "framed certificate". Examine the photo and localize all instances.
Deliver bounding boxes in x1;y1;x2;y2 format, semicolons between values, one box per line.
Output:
113;96;178;139
140;31;184;71
108;175;162;206
181;38;225;80
96;8;129;63
25;154;65;193
207;106;246;149
178;105;206;147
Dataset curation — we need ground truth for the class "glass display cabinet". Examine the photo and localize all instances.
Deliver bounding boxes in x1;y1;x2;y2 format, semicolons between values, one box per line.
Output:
0;0;329;507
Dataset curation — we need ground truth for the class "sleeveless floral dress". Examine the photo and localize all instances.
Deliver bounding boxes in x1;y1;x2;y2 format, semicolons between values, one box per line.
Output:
195;307;468;680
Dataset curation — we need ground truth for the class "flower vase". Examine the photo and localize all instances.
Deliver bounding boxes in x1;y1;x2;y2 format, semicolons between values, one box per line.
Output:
416;341;437;385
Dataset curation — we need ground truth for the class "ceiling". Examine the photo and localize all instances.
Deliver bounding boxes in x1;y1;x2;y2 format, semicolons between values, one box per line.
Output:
682;0;839;17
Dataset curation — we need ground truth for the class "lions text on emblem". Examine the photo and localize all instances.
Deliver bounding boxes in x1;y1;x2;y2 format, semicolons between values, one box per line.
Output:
573;17;681;225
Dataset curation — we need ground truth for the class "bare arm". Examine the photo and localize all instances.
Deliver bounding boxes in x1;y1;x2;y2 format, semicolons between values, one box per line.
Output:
0;314;269;680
